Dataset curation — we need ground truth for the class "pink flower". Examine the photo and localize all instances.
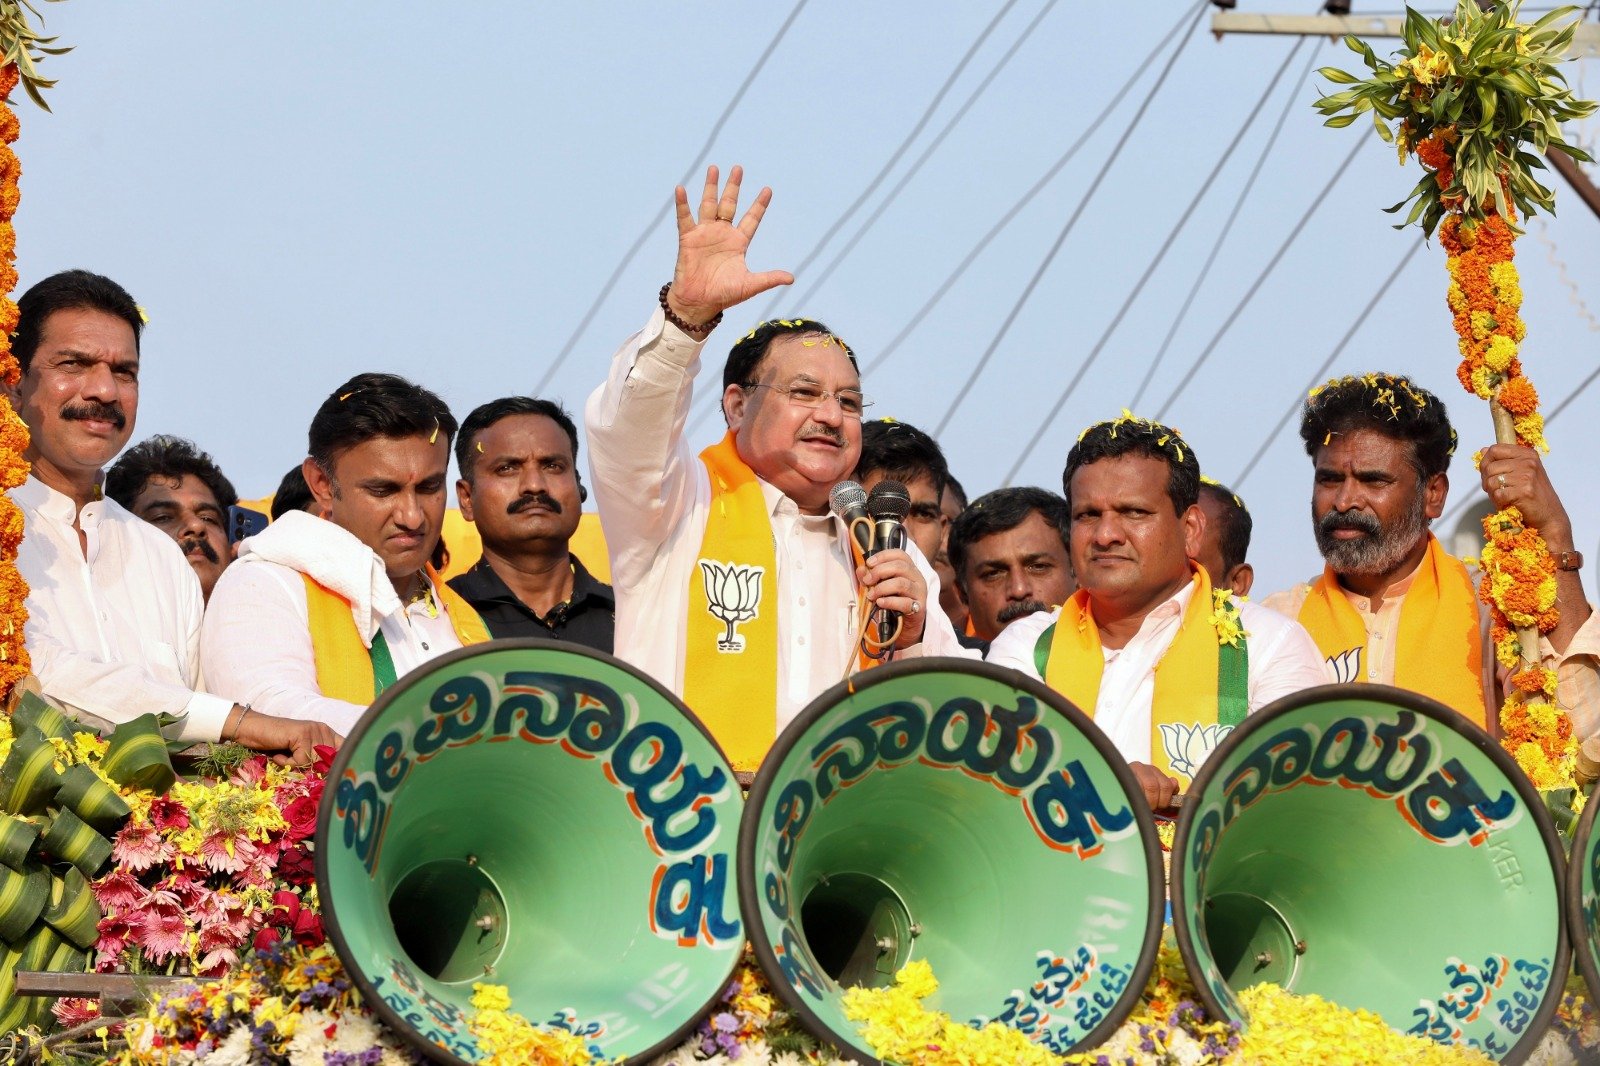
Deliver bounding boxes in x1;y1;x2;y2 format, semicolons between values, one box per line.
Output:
194;944;238;976
93;913;135;967
51;997;100;1029
92;869;148;912
146;797;189;832
110;823;173;873
230;757;270;787
132;899;188;962
200;831;255;874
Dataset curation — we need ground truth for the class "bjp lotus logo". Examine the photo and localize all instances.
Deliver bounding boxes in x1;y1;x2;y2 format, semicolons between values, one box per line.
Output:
1326;646;1364;684
699;560;764;653
1158;722;1234;781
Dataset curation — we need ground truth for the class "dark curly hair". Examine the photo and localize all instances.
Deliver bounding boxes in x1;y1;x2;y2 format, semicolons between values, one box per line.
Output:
105;435;238;513
1298;373;1457;478
1063;414;1200;516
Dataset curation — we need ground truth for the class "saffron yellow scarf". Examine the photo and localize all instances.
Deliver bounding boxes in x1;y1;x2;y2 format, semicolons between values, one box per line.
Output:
684;433;782;774
1042;566;1245;785
303;569;490;706
1295;534;1484;726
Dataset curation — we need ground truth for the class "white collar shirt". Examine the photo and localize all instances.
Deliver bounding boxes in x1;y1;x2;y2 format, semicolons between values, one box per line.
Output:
987;583;1328;765
12;475;232;742
201;513;466;738
585;308;974;733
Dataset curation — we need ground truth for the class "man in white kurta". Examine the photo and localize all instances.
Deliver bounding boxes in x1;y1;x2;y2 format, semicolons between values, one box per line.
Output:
8;269;333;761
585;167;969;766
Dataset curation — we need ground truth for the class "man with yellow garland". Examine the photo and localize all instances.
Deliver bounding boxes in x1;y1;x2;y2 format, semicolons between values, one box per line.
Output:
585;166;969;773
1262;373;1598;734
988;415;1326;810
202;373;489;738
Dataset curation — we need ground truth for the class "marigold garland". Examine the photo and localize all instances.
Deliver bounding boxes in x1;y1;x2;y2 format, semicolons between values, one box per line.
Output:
0;62;28;700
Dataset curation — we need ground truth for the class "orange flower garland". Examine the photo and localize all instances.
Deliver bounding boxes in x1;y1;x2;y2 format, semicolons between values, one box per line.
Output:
0;62;29;700
1419;136;1568;788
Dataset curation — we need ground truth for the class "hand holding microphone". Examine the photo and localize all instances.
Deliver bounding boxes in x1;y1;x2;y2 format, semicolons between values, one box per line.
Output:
830;479;928;656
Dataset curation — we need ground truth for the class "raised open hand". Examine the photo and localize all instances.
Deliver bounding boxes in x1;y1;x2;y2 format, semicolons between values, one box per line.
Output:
667;165;794;327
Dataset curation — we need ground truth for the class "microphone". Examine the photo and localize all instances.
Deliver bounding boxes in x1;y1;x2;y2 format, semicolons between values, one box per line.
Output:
866;480;910;558
865;481;912;648
828;481;873;561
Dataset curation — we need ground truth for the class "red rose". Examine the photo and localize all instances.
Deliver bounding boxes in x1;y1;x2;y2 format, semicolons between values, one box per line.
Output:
281;795;319;844
311;744;337;776
253;926;282;954
277;844;314;886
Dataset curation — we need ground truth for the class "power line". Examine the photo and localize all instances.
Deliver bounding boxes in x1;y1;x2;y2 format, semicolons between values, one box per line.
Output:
683;0;1033;437
857;0;1205;381
531;0;810;395
779;0;1059;313
929;0;1210;438
746;0;1023;328
998;37;1307;485
1127;42;1322;412
1232;234;1426;490
1150;135;1367;423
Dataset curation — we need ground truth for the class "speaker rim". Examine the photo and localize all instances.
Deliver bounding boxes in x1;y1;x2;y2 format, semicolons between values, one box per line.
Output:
314;637;745;1066
736;654;1167;1064
1169;681;1571;1066
1563;775;1600;1017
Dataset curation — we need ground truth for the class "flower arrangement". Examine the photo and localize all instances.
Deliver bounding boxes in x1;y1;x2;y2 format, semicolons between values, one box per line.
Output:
84;745;333;985
115;940;419;1066
1314;0;1596;791
1062;941;1239;1065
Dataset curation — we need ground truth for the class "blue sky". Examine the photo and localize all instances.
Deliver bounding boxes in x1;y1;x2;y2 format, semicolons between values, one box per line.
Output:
16;2;1600;596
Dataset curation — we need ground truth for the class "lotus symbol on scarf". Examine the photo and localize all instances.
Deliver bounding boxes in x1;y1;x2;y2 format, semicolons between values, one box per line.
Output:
699;560;764;652
1326;646;1363;685
1158;722;1234;780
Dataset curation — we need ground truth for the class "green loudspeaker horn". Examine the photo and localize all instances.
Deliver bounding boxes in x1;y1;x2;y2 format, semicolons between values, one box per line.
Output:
317;640;745;1065
1564;770;1600;1026
1172;684;1568;1064
738;658;1163;1062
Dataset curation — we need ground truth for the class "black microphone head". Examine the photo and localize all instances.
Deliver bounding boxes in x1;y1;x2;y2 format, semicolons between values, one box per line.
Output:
866;480;912;521
829;480;868;519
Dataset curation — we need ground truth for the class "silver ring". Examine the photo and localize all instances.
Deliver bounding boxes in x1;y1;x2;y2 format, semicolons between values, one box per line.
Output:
1497;474;1507;488
909;600;921;615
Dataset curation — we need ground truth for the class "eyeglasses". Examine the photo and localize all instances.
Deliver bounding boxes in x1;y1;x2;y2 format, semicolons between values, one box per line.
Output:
742;382;873;419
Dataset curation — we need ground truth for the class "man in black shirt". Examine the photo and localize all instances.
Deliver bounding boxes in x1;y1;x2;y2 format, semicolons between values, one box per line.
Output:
449;397;614;652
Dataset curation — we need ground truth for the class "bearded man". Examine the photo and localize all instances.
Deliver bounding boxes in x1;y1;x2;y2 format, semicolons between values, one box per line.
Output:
585;166;967;772
1262;373;1597;731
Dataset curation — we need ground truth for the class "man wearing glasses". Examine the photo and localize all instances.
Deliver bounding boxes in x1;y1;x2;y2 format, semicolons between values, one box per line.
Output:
586;166;969;772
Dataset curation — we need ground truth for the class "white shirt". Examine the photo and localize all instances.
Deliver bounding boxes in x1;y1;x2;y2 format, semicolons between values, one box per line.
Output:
13;476;232;742
200;511;467;738
988;583;1328;766
585;308;973;732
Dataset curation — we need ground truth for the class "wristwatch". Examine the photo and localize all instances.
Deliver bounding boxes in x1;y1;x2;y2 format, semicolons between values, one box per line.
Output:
1555;550;1584;572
